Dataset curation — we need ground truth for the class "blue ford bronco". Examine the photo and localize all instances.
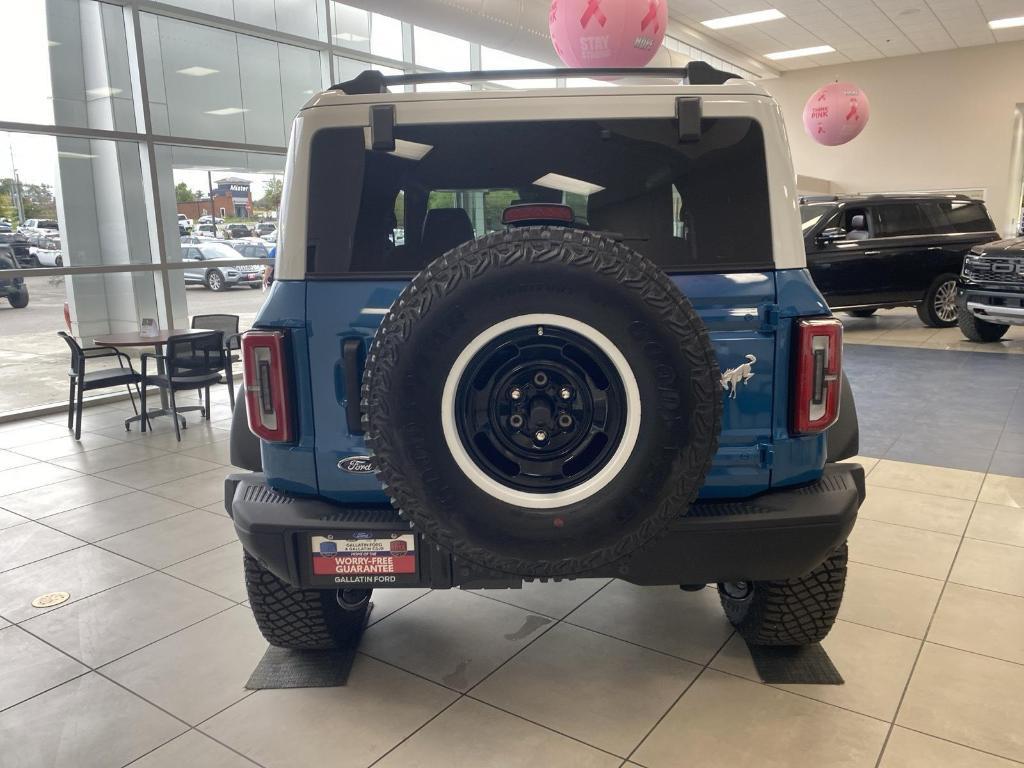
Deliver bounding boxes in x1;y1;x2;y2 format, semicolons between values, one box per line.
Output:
226;64;864;650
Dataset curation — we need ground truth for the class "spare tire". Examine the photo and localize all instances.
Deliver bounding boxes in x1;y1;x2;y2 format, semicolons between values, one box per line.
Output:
362;227;721;577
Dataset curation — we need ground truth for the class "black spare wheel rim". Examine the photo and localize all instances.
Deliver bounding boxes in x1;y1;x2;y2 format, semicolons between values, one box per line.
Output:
453;322;628;495
362;226;722;577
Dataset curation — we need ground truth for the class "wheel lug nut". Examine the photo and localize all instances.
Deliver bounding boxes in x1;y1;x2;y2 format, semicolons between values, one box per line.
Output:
509;414;524;428
535;430;547;442
559;387;572;400
558;414;572;428
510;388;522;401
533;372;548;387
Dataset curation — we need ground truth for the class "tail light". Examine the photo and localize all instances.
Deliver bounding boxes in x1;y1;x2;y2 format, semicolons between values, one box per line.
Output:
791;317;843;435
242;330;294;442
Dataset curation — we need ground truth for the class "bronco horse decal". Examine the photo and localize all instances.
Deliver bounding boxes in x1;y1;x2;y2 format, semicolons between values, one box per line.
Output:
721;354;756;399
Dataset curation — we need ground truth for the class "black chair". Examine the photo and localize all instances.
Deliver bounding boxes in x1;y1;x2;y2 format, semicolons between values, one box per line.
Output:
59;332;144;440
140;330;231;442
191;314;240;410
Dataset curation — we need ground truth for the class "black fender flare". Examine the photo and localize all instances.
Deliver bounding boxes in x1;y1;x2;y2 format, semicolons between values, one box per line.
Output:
826;371;859;463
230;385;263;471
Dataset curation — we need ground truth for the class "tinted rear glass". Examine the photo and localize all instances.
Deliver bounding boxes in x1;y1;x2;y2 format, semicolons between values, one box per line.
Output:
306;118;773;275
875;204;929;237
941;200;994;233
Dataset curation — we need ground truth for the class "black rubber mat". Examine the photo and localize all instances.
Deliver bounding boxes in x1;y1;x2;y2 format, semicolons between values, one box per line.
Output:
245;605;372;690
746;642;844;685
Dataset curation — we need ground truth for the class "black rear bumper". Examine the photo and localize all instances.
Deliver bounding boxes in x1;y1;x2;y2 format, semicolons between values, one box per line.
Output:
226;463;864;589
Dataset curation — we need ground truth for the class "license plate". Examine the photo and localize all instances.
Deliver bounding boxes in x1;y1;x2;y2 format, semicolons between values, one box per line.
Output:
309;532;418;586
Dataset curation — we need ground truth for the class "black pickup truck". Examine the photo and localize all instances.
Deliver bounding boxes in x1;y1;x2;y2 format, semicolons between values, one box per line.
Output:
957;237;1024;342
800;194;998;327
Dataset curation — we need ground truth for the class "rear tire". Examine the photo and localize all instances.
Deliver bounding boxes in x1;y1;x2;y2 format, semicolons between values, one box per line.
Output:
8;289;29;309
958;308;1010;343
845;309;876;318
718;542;847;646
244;551;369;649
917;274;959;327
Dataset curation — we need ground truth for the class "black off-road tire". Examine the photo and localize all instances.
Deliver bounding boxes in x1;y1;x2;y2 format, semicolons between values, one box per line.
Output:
362;226;721;578
845;309;876;318
958;305;1009;343
244;551;368;649
718;542;848;646
8;288;29;309
917;273;959;327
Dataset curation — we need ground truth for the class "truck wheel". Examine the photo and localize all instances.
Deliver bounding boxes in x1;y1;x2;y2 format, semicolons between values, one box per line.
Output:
8;288;29;309
244;551;368;649
363;226;721;578
958;307;1009;343
917;274;959;327
845;309;876;318
718;542;847;646
206;270;226;292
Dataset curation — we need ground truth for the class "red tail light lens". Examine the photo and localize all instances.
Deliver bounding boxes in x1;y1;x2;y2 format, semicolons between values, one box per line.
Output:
241;330;294;443
791;317;843;435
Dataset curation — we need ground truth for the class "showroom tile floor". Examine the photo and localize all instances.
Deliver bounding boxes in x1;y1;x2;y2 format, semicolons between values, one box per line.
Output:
1;345;1023;767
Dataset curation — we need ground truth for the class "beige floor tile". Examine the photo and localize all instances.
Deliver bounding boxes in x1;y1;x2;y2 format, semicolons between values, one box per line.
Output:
473;622;699;757
880;727;1019;767
140;423;232;452
0;462;81;497
96;453;221;490
0;522;83;574
368;587;431;625
848;518;961;580
978;474;1024;509
0;449;37;472
102;605;266;725
477;578;611;619
566;581;733;664
0;421;78;450
10;431;123;461
42;491;193;542
633;669;887;768
898;643;1024;762
178;438;232;465
377;697;620;768
710;620;919;721
929;583;1024;665
0;508;28;531
0;673;186;768
0;545;150;623
21;571;231;666
858;486;974;535
129;731;257;768
0;475;132;520
966;502;1024;547
201;500;229;517
869;460;984;501
49;442;170;474
950;538;1024;597
164;541;247;602
200;655;457;768
98;509;237;569
840;561;944;638
147;467;232;508
361;589;553;691
0;626;88;711
850;455;879;474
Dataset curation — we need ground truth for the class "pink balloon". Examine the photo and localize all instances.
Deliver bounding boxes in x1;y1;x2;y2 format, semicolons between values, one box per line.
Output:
802;82;870;146
549;0;667;69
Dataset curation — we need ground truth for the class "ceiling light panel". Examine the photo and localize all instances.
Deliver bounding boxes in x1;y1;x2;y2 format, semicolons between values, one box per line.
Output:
702;9;785;29
765;45;835;60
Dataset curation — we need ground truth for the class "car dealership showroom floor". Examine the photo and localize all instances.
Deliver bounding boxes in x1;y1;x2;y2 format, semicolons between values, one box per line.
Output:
0;323;1022;768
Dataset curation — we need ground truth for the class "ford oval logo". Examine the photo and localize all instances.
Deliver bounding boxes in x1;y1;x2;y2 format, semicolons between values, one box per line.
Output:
338;456;375;473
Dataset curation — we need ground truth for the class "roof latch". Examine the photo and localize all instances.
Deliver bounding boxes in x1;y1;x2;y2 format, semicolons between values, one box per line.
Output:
370;104;395;151
676;96;702;143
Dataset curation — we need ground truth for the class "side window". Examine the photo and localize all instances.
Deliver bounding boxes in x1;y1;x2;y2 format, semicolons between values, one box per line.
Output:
874;204;928;237
919;202;953;234
840;208;870;239
944;201;994;233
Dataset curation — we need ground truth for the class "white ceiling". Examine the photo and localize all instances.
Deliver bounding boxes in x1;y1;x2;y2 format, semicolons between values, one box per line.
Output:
669;0;1024;71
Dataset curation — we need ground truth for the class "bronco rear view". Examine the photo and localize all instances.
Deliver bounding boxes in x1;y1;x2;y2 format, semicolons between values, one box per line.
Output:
226;65;864;651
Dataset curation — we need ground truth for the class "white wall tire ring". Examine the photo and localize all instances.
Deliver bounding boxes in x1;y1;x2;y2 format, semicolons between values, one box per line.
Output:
441;313;641;509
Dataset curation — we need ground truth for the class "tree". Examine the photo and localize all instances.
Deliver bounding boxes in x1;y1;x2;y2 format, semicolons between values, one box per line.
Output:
257;177;283;211
0;178;57;221
175;182;195;203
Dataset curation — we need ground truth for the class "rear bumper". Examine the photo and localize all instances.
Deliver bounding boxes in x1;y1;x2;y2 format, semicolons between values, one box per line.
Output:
226;463;864;589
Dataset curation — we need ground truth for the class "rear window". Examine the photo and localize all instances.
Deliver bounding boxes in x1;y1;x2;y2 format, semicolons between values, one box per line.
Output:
306;117;773;276
939;200;994;233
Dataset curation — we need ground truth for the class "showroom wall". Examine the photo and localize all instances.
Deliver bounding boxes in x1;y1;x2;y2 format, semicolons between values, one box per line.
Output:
765;41;1024;237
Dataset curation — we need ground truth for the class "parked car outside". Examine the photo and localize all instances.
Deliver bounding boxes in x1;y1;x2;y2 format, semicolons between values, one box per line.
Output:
31;234;63;267
260;229;278;244
256;222;276;236
181;241;264;291
0;232;34;268
800;194;998;327
198;215;213;225
957;236;1024;342
20;219;59;247
228;238;273;262
226;65;864;653
194;223;220;239
223;223;253;239
178;213;193;231
0;246;29;308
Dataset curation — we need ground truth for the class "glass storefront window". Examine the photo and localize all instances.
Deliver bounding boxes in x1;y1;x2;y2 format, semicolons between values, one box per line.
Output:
480;47;554;89
414;26;470;73
331;3;404;61
155;0;326;42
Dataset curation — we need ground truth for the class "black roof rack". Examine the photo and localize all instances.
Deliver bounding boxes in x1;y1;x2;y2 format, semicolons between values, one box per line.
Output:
331;61;741;95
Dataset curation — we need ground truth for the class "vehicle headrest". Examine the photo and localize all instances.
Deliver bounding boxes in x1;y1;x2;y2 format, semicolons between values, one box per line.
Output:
850;214;866;230
421;208;474;259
